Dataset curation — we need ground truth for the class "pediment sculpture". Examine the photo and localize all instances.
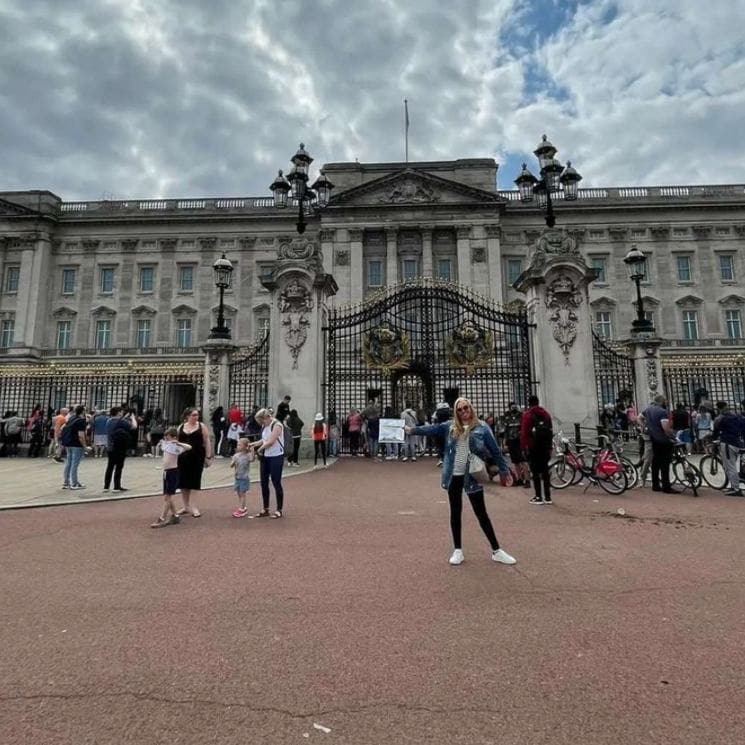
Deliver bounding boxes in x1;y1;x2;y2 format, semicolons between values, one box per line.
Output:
378;178;440;204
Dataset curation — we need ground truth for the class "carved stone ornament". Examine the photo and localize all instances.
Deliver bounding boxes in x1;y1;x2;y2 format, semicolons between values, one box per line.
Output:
279;279;313;369
535;228;579;256
362;322;411;375
471;246;487;263
159;238;177;252
277;236;324;275
646;359;659;392
545;274;583;363
446;318;493;374
121;239;138;252
239;237;257;250
82;240;100;252
207;352;221;414
692;225;712;239
485;225;501;239
319;229;335;242
650;225;670;240
335;250;350;266
733;224;745;237
378;178;440;204
608;228;628;241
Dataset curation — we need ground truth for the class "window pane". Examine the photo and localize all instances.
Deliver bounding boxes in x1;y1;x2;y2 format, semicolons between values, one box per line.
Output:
179;266;194;291
95;320;111;349
436;259;452;282
139;267;154;293
507;259;522;285
639;258;650;281
676;256;691;282
4;266;20;293
62;269;76;294
136;319;151;348
594;311;612;339
402;259;417;282
176;319;192;347
682;310;699;340
0;320;14;347
56;321;71;349
719;255;735;281
725;309;742;339
591;257;607;283
368;260;383;287
100;268;114;293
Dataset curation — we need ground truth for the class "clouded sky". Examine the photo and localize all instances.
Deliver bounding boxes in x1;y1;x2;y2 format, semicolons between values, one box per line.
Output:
1;0;742;200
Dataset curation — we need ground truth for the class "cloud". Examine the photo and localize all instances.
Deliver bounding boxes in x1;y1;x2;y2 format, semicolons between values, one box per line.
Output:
0;0;740;199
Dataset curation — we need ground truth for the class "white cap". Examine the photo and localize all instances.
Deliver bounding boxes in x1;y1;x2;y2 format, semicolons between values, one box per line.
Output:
314;413;324;421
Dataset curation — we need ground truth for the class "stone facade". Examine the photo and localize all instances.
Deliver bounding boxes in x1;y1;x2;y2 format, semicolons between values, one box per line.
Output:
1;160;745;415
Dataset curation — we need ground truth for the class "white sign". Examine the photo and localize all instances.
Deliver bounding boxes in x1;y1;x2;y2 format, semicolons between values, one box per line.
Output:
378;418;405;443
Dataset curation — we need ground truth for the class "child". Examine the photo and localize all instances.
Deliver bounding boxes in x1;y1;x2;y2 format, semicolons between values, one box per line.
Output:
151;427;191;528
231;437;254;518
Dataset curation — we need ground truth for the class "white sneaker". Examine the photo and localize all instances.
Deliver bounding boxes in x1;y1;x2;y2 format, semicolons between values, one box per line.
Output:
401;457;408;462
412;457;417;462
492;548;517;565
449;549;465;565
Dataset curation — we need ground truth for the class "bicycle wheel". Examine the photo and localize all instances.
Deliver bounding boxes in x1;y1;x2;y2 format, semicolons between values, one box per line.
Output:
549;458;576;489
672;461;702;493
596;469;628;494
621;457;638;488
700;455;727;489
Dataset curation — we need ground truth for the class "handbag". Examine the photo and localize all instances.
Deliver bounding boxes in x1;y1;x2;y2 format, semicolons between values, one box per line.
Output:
468;453;490;484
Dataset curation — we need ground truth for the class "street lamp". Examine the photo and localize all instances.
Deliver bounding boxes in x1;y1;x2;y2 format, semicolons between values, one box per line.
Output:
209;253;234;340
623;244;655;334
269;143;334;234
514;134;582;228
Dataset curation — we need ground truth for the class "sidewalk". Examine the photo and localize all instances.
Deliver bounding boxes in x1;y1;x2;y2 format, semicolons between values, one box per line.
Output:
0;454;331;510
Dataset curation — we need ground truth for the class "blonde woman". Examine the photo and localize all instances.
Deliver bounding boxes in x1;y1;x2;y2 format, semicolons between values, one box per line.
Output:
406;397;517;566
250;407;286;518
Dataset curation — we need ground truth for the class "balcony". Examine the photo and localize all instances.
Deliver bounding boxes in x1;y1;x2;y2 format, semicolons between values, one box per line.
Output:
38;346;203;358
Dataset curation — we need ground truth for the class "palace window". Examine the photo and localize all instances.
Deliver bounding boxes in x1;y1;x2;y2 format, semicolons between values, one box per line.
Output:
135;319;152;348
95;319;112;349
139;266;155;293
0;319;14;347
56;320;72;350
4;266;20;294
725;309;743;339
176;318;192;347
178;265;194;292
506;259;522;285
401;258;418;282
639;256;651;283
676;255;692;282
594;311;613;339
682;310;699;341
367;260;383;288
590;256;608;284
436;258;452;282
62;268;76;295
99;267;115;294
719;254;735;282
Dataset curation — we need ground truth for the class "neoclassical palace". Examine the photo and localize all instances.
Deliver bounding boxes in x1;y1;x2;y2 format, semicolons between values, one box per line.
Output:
1;154;744;423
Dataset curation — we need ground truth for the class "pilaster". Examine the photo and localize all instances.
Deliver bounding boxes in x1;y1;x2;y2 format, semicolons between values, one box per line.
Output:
485;224;503;303
456;225;471;285
386;227;398;285
349;228;364;301
422;228;433;277
202;340;237;416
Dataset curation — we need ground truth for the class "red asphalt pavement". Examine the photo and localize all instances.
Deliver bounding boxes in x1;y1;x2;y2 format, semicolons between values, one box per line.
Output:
1;459;745;745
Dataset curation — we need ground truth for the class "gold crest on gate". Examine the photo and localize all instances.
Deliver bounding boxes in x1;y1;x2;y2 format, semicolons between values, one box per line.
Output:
447;318;493;374
362;322;411;375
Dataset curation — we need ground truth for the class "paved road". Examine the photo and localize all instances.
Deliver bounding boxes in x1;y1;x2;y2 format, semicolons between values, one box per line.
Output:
1;459;744;744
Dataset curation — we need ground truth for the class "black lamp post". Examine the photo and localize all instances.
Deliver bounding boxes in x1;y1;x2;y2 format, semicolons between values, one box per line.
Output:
514;135;582;228
623;244;655;334
209;253;234;340
269;143;334;234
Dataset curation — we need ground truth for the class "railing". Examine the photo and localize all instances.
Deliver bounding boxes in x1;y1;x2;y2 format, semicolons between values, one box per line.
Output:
497;184;745;202
39;346;203;357
660;338;745;349
59;196;278;213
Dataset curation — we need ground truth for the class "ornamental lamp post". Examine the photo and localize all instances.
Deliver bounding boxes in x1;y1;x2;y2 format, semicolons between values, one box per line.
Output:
269;143;334;234
514;135;582;228
209;253;234;340
623;244;655;334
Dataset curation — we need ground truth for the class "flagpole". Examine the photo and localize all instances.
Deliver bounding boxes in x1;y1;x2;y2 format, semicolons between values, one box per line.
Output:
404;99;409;164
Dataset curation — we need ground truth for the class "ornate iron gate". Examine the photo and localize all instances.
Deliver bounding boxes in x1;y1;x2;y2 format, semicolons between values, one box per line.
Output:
663;355;745;409
325;279;534;438
228;332;270;411
592;332;635;409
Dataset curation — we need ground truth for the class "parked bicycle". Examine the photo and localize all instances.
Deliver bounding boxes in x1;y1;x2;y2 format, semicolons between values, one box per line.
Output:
699;439;745;490
549;434;629;494
670;441;702;496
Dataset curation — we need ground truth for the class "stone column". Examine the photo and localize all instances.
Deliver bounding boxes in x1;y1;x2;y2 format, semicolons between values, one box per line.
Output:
262;235;338;419
349;228;364;301
485;224;503;302
385;227;398;285
202;340;237;417
514;227;598;431
422;228;433;277
628;337;663;411
456;225;471;285
319;229;335;276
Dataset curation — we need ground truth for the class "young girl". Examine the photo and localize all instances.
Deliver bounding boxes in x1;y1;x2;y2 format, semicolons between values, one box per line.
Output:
151;427;191;528
231;438;254;518
312;413;328;469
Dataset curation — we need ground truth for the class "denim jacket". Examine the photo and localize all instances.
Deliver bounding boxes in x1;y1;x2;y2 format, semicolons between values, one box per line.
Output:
412;421;509;493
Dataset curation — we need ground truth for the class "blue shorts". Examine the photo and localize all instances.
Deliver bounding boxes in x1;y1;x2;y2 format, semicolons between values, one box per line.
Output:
235;478;250;494
163;468;179;495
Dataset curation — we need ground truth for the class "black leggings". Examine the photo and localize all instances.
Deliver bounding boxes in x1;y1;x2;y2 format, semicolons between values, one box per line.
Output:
314;440;327;465
291;436;301;464
529;450;551;500
447;475;499;551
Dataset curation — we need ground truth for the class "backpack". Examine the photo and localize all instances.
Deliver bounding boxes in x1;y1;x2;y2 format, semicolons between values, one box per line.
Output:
531;413;553;448
5;417;20;436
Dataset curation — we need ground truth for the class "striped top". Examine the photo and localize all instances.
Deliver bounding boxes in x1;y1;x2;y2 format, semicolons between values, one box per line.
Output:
453;436;470;476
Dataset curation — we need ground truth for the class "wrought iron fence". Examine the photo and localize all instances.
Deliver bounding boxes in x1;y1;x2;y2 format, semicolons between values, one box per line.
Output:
228;332;270;412
592;332;635;409
662;355;745;410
